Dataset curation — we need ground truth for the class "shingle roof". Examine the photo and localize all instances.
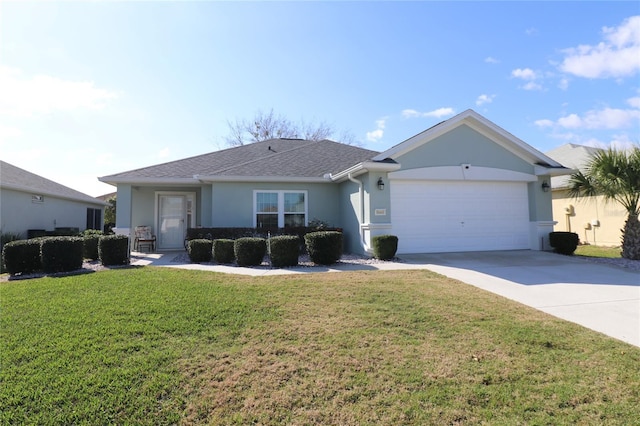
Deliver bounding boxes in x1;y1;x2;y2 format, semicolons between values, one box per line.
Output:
99;139;381;183
545;143;603;189
0;161;106;205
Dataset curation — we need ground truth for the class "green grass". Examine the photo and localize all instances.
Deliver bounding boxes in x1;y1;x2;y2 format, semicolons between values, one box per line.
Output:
575;245;622;258
1;268;638;424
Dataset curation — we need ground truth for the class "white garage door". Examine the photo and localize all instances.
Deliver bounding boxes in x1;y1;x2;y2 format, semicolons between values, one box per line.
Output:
390;180;530;253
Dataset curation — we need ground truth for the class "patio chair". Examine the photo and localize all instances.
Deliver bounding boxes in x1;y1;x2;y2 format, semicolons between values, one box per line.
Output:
134;226;156;252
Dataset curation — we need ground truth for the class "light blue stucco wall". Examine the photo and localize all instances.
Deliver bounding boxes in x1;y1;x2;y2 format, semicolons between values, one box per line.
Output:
395;124;534;174
0;187;104;237
528;175;553;221
339;180;362;254
210;182;341;227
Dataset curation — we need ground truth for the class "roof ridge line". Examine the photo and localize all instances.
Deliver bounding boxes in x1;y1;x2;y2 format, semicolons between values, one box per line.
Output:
203;139;319;175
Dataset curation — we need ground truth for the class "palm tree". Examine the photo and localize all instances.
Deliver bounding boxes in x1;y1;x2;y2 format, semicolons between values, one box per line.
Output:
568;146;640;260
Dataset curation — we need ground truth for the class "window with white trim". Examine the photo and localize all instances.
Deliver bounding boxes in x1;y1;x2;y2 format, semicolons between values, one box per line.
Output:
254;190;307;228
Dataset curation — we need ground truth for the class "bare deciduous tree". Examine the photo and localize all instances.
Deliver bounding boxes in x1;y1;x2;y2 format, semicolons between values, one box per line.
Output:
224;109;358;146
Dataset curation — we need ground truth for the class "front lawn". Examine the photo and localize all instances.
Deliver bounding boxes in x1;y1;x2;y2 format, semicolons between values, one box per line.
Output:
575;245;622;258
1;268;638;424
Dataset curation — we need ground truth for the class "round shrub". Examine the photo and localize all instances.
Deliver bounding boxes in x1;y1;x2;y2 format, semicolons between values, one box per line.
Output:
372;234;398;260
99;234;130;266
304;231;343;265
188;239;213;263
2;239;41;275
41;237;84;273
234;237;267;266
269;235;300;267
549;231;580;255
213;239;235;264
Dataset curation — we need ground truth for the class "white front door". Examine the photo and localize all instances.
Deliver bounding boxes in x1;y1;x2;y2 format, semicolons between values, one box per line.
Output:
158;195;186;249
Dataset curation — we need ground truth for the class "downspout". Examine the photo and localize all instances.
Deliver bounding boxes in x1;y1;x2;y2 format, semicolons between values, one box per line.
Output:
347;173;372;253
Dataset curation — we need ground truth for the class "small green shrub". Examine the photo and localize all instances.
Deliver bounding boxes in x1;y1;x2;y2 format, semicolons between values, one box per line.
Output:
188;239;213;263
304;231;343;265
41;237;84;273
213;239;235;264
372;235;398;260
99;235;130;266
2;239;41;275
234;237;267;267
269;235;299;267
82;231;103;261
549;232;580;255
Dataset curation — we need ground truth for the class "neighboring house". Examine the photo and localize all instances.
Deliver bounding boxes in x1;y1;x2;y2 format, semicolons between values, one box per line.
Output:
0;160;107;237
99;109;571;255
545;143;626;247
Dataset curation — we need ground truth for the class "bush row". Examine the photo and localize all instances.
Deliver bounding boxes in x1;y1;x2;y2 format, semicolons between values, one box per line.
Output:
2;235;129;275
187;231;376;267
185;226;342;251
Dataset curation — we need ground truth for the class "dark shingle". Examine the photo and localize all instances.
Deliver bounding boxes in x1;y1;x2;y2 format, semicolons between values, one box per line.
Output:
100;139;380;180
1;160;105;204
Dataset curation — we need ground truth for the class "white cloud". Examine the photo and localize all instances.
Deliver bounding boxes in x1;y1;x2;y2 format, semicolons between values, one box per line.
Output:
557;113;583;129
522;81;543;91
525;27;539;36
537;104;640;131
0;66;119;117
534;119;554;128
401;109;420;118
558;78;570;90
511;68;544;90
560;15;640;78
484;56;500;64
511;68;538;80
475;94;495;106
0;123;23;142
366;117;387;142
402;108;455;120
627;96;640;109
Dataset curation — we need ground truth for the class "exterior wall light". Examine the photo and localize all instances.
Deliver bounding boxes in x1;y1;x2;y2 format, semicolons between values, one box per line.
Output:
541;181;550;192
377;177;385;191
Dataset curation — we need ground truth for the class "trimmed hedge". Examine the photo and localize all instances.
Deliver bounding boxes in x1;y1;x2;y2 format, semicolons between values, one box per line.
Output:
186;226;342;250
372;235;398;260
41;237;84;273
269;235;299;267
304;231;343;265
213;239;235;264
2;239;41;275
83;234;102;260
188;239;213;263
549;232;580;255
99;235;130;266
234;237;267;267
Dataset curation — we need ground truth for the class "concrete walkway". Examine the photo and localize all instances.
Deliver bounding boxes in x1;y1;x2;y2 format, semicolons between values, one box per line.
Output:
131;250;639;347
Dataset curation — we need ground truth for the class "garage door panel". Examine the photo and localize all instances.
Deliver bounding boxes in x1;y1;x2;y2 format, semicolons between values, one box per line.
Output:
391;180;530;253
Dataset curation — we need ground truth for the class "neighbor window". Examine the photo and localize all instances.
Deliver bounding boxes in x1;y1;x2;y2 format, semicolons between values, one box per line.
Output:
254;190;307;228
86;208;102;230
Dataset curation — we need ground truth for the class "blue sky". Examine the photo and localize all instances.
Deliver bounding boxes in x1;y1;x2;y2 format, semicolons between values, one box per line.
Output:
1;1;638;196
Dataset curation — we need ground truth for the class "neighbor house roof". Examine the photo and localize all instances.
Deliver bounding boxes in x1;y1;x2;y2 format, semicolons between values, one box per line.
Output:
99;139;386;185
0;160;107;205
545;143;602;189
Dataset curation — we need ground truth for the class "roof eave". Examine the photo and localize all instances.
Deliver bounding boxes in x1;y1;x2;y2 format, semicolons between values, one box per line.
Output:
194;175;330;183
534;165;576;177
329;161;402;182
97;177;199;186
0;183;108;206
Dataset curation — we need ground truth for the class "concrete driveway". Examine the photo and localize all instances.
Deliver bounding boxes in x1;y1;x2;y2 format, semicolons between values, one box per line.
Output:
401;250;640;348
